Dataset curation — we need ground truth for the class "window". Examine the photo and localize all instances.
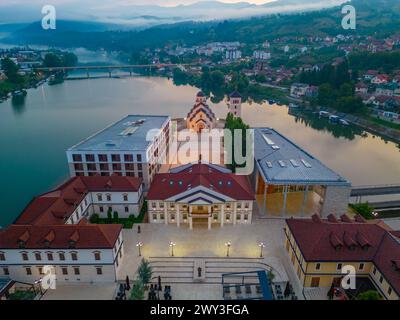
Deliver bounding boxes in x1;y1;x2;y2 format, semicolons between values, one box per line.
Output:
160;203;164;209
379;276;383;284
124;154;133;162
373;267;377;275
87;163;96;171
0;252;5;261
74;163;84;171
137;163;142;170
72;154;82;162
74;267;80;275
94;252;101;261
359;263;365;271
21;252;28;261
97;194;103;201
99;206;104;213
244;214;248;221
71;252;78;261
59;252;65;261
160;214;165;220
237;203;241;209
106;194;112;201
38;267;44;275
47;253;53;261
96;267;103;275
226;214;231;221
100;163;109;171
138;172;143;178
34;252;41;261
137;154;142;162
85;154;95;162
124;206;129;213
236;214;241;220
98;154;108;162
111;154;121;162
152;202;156;209
245;202;249;209
3;267;9;276
112;163;122;171
316;263;321;270
26;267;32;275
337;263;342;270
152;214;157;220
62;267;68;275
125;164;134;170
388;287;392;296
123;194;128;201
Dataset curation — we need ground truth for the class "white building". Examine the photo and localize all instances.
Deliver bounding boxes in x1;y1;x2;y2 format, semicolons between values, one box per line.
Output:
66;115;170;190
253;50;271;61
186;92;217;132
225;49;242;61
147;163;254;230
290;83;310;98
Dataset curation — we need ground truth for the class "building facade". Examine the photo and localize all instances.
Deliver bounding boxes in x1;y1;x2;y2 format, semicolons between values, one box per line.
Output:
66;115;170;190
186;92;217;132
227;91;242;118
147;163;254;229
253;128;351;218
284;215;400;300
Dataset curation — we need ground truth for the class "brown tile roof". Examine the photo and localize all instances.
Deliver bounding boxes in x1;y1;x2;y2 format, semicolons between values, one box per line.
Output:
147;164;254;201
286;215;400;296
0;224;122;249
15;175;142;226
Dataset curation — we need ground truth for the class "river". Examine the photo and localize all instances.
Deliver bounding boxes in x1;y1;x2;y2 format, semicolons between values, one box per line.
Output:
0;76;399;227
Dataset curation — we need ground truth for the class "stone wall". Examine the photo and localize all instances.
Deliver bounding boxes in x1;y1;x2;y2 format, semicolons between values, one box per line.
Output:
321;185;351;217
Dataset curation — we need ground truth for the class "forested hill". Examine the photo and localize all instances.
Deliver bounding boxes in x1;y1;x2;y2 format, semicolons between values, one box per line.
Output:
5;0;400;52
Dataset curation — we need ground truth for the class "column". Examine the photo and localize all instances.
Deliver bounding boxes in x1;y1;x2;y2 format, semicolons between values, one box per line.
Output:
282;185;288;217
208;216;211;230
164;204;168;225
176;204;180;227
301;185;309;217
263;185;267;216
220;205;225;227
233;204;237;225
189;217;193;230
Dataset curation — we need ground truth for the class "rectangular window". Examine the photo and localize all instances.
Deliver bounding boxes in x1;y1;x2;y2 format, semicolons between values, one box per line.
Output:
26;267;32;275
47;253;53;261
125;206;129;213
373;267;377;275
71;253;78;261
112;163;122;171
99;206;104;213
96;267;103;275
137;163;143;170
38;267;44;275
124;154;133;162
337;263;342;270
152;214;157;220
59;253;65;261
125;163;134;171
137;154;142;162
22;253;28;261
94;252;101;261
97;194;103;201
106;194;112;201
74;163;84;171
85;154;95;162
62;267;68;275
359;263;364;271
123;194;128;201
0;253;5;261
316;263;321;270
3;267;9;276
379;276;383;283
100;163;109;171
74;267;80;275
72;154;82;162
388;287;392;295
87;163;96;171
111;154;121;162
98;154;108;162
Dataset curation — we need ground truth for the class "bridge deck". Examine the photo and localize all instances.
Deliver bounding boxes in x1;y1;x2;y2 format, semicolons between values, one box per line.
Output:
350;185;400;197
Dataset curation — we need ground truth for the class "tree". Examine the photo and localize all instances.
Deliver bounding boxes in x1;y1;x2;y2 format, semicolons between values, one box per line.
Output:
1;58;23;84
138;259;153;284
43;53;63;68
107;208;113;223
130;280;145;300
113;211;119;222
357;290;382;300
62;52;78;67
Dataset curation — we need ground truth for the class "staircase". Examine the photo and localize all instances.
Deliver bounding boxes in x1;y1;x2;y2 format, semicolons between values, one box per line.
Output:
148;257;271;284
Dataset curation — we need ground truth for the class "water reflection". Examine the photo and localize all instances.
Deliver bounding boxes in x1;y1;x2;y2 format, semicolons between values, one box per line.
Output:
11;95;26;114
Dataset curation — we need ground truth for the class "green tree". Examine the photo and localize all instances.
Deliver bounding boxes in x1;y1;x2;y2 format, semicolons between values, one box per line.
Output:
113;211;119;223
107;208;113;223
138;259;153;284
130;280;145;300
62;52;78;67
357;290;381;300
1;58;23;84
43;53;63;68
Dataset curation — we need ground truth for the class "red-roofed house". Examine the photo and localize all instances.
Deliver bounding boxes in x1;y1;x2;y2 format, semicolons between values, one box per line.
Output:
147;163;254;229
0;175;142;284
284;215;400;300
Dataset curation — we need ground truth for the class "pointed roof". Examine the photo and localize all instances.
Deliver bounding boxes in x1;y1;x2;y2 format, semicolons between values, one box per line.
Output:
230;91;242;98
196;91;206;97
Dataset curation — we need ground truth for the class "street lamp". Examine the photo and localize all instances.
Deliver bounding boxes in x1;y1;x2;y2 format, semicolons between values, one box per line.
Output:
136;241;143;257
169;241;176;257
258;242;266;258
225;242;231;257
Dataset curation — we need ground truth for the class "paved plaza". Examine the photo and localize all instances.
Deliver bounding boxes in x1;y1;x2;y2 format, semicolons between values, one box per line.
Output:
42;283;117;300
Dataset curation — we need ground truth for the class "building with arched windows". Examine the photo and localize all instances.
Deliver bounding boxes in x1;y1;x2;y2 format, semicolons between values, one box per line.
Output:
186;91;217;132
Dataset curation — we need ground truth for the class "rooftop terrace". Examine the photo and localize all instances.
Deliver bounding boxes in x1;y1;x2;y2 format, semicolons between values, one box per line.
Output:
68;115;170;152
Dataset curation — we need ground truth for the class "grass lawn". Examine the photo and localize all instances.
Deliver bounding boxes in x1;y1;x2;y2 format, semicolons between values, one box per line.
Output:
366;116;400;131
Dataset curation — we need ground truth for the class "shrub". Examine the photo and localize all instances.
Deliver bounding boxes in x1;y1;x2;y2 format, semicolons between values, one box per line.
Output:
138;258;152;284
357;290;382;300
130;280;145;300
350;202;374;220
89;213;99;224
107;208;113;223
113;211;119;222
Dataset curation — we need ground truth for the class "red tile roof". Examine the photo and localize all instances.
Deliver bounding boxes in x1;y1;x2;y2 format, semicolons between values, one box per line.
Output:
286;215;400;296
0;224;122;249
15;175;142;226
147;164;254;201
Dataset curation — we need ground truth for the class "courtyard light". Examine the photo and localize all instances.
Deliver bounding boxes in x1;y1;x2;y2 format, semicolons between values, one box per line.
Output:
136;241;143;257
225;241;231;257
169;241;176;257
258;242;266;258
